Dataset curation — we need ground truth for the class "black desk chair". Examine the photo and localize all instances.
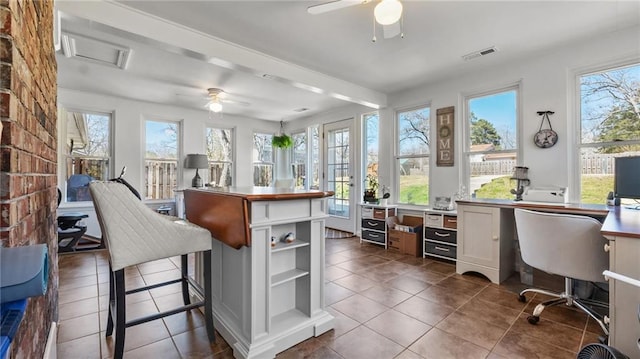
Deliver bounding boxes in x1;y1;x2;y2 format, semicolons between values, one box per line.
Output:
57;188;90;253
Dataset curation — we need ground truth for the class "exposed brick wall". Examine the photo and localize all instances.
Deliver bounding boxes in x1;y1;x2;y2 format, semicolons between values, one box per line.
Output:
0;0;58;358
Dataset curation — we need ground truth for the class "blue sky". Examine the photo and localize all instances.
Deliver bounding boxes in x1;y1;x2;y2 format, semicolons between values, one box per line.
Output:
469;90;517;130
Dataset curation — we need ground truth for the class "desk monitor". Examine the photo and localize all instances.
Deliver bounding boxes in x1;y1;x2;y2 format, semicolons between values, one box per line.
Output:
614;155;640;202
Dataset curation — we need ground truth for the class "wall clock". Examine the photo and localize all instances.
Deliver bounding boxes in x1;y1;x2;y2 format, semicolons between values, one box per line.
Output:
534;111;558;148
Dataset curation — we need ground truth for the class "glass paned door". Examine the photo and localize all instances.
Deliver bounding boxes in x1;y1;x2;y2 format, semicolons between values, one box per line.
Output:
324;119;355;233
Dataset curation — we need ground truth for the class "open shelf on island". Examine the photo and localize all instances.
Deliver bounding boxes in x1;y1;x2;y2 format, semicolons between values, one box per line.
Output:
271;239;310;252
271;268;309;287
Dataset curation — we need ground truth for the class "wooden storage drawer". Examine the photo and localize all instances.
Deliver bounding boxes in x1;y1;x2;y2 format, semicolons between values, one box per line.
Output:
425;228;457;244
373;208;396;219
424;214;443;228
362;230;385;244
425;242;456;259
443;215;457;229
362;218;386;231
388;236;401;251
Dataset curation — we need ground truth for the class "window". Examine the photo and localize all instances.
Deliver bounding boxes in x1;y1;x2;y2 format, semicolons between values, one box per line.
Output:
253;132;273;187
310;126;320;190
397;106;430;205
206;127;233;187
363;112;379;192
62;109;111;202
464;87;518;199
145;120;179;200
292;131;306;189
578;63;640;204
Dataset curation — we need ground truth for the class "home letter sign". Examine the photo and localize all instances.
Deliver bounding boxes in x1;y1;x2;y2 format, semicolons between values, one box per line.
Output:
436;106;454;167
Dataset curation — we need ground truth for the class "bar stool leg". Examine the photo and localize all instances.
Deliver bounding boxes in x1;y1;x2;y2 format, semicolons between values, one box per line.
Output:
113;269;126;359
203;250;215;342
181;254;191;305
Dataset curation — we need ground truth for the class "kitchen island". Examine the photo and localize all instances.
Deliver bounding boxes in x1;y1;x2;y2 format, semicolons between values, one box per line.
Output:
184;187;334;359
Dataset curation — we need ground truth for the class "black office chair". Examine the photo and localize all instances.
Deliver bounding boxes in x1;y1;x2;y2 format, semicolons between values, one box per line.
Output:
57;188;89;253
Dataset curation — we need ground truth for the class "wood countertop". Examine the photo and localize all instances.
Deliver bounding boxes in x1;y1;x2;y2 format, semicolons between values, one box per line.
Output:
456;198;640;239
185;186;334;201
184;187;333;249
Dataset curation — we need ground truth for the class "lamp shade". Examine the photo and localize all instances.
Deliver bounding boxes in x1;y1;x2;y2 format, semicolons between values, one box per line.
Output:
184;154;209;169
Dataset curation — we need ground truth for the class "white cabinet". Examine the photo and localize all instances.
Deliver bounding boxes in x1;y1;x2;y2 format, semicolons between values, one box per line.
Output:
456;204;514;284
423;210;457;261
360;204;397;248
605;235;640;357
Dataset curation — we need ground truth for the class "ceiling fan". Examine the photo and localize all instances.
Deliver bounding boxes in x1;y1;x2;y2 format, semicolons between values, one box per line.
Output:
205;88;250;113
307;0;404;40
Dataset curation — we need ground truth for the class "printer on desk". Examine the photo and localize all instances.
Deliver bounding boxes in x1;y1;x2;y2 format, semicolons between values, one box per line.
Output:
522;186;568;203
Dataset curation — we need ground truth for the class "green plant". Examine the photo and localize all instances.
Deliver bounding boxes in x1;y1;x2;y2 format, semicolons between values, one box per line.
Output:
272;134;293;148
365;174;378;192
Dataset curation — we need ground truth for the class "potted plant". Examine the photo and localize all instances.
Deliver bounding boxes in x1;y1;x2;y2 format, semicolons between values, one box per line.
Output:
363;174;378;203
272;133;293;148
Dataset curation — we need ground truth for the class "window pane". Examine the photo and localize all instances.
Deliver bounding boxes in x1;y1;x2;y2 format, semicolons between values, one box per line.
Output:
468;91;517;152
580;64;640;144
467;89;518;200
64;110;111;202
364;113;379;187
206;127;233;187
145;120;179;200
579;63;640;203
310;126;319;190
398;108;430;156
292;132;306;189
253;133;273;186
397;106;430;205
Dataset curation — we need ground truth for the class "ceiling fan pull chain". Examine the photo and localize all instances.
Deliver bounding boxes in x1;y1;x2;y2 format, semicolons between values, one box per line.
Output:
372;15;377;42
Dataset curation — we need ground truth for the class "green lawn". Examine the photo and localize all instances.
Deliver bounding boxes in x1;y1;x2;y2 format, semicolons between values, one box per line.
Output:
399;175;429;205
473;175;613;204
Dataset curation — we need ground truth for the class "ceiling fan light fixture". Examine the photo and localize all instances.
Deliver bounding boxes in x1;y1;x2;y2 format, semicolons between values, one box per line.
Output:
208;99;223;113
374;0;403;25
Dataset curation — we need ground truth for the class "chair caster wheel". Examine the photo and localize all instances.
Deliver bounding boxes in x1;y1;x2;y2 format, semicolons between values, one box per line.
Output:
527;315;539;325
518;294;527;303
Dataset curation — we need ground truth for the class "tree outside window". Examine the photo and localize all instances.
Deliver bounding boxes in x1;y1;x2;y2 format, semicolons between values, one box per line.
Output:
364;112;379;194
145;120;179;200
253;132;273;186
579;63;640;204
63;110;111;202
206;127;233;187
465;89;518;199
292;131;306;189
397;106;430;205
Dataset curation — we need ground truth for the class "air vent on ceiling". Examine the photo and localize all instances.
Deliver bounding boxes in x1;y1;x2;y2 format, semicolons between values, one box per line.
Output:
293;108;309;113
60;32;132;70
462;46;498;61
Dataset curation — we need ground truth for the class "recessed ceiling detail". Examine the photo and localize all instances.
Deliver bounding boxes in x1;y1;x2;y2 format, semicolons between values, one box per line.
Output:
60;32;132;70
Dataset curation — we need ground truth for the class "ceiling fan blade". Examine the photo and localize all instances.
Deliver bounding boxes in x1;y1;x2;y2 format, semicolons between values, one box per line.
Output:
222;99;250;107
307;0;365;15
382;22;401;39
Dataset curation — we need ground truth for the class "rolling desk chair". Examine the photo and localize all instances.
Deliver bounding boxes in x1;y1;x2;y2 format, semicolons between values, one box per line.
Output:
514;208;610;337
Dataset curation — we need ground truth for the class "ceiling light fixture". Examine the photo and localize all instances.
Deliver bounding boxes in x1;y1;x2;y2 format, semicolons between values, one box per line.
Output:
207;88;224;113
374;0;403;25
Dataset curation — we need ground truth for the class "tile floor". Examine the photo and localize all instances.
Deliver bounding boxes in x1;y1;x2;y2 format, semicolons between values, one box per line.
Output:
57;235;604;358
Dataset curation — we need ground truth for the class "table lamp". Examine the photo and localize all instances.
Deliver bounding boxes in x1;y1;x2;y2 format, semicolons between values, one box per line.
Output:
184;154;208;188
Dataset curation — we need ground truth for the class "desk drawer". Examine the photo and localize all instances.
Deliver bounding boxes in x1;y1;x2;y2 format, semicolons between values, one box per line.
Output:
362;230;385;244
425;228;457;244
424;214;443;228
425;242;456;259
443;216;457;229
362;219;386;231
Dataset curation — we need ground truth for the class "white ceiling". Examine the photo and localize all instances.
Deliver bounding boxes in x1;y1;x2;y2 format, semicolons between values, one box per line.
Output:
55;1;640;121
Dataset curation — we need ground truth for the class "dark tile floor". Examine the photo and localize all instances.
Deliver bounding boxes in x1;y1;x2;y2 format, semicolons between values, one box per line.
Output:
57;235;604;358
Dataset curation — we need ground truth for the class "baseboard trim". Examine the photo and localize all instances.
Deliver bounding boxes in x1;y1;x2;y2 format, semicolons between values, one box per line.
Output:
43;322;57;359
